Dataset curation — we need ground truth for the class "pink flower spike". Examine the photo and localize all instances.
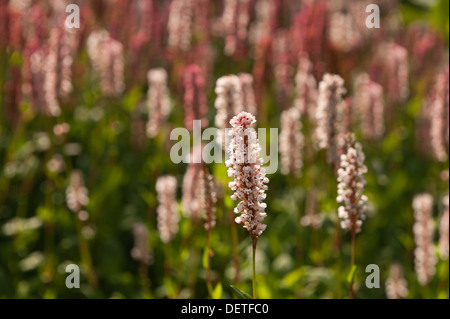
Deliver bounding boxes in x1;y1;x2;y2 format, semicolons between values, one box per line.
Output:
226;112;269;240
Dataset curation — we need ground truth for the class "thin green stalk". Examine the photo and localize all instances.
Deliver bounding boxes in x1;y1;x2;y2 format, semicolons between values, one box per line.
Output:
231;214;240;284
336;245;342;299
163;243;178;299
178;218;198;295
164;243;173;276
75;215;98;288
206;231;213;297
350;230;356;299
187;250;200;296
252;237;257;299
43;180;56;288
138;260;152;298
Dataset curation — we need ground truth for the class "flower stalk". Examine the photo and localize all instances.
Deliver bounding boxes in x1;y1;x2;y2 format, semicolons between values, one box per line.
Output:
336;134;368;298
226;112;269;299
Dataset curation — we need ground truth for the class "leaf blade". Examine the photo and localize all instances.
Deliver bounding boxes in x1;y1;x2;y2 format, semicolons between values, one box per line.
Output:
230;285;252;299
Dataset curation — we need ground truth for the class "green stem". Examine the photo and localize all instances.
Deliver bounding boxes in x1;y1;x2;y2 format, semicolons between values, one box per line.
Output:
75;215;98;288
164;243;173;277
206;231;213;297
163;243;177;299
139;260;152;298
350;231;356;299
252;237;257;299
231;215;240;284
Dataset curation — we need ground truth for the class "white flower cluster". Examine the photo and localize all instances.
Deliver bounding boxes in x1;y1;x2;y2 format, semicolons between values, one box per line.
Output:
181;146;204;219
384;43;409;104
214;75;244;129
87;30;124;97
315;73;347;164
220;0;251;56
199;167;217;232
156;175;180;244
429;67;449;162
413;193;436;285
386;263;409;299
294;54;317;118
279;107;304;177
146;68;171;138
43;28;61;117
181;163;202;219
439;193;449;260
168;0;193;52
354;73;385;141
301;189;324;230
226;112;269;239
249;0;274;48
239;73;258;116
337;134;368;233
66;170;89;213
328;12;361;52
131;222;153;265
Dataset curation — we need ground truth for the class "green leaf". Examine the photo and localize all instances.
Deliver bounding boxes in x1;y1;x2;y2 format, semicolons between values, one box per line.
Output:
347;265;358;284
212;283;222;299
9;51;23;65
202;247;209;269
282;268;304;288
428;0;450;40
180;248;189;263
163;277;177;299
224;196;235;209
122;87;142;112
230;285;252;299
36;207;54;223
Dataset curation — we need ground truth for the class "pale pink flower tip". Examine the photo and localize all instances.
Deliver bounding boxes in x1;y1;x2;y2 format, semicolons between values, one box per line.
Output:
229;111;256;128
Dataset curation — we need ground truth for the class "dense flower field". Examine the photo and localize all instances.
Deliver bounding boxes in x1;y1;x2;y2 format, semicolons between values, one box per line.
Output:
0;0;448;299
